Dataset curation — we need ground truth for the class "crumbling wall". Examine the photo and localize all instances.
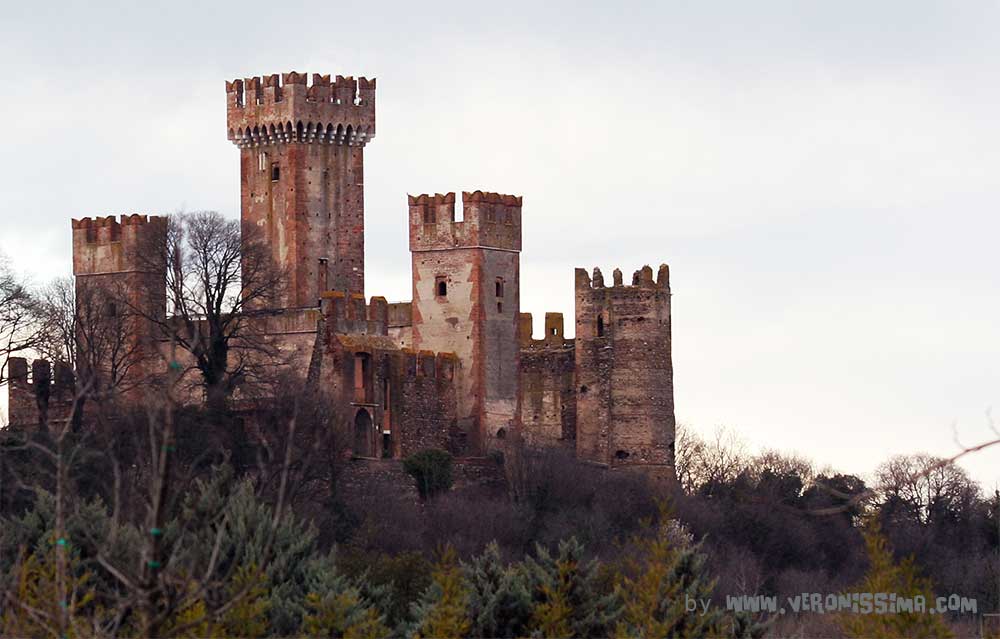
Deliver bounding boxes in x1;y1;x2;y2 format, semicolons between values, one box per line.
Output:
574;265;675;470
518;312;576;450
5;358;77;431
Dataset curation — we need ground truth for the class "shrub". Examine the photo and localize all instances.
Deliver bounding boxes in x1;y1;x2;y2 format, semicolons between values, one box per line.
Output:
403;449;454;500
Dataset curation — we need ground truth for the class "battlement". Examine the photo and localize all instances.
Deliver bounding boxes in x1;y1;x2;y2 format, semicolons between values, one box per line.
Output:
71;214;166;245
574;264;670;291
226;71;375;147
408;191;522;252
72;214;167;276
519;312;574;348
400;349;457;382
5;358;77;430
321;291;389;335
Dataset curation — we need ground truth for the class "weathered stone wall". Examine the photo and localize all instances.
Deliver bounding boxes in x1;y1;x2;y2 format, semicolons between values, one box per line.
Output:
408;191;521;455
574;265;674;469
519;312;576;449
311;295;460;460
5;358;77;431
228;72;374;306
336;456;508;508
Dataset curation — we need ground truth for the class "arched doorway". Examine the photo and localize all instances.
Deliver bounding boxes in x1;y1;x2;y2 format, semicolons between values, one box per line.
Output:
353;409;373;458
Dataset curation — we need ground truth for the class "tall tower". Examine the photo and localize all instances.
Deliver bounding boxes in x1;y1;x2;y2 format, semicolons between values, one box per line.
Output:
72;214;168;389
226;71;376;308
408;191;522;453
574;264;675;472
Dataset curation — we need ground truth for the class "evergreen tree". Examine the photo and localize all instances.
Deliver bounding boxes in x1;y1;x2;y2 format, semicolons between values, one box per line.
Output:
301;550;390;639
409;546;471;639
462;541;532;638
838;519;953;639
523;537;622;638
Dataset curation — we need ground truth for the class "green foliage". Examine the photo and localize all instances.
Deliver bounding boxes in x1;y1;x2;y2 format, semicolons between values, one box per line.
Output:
838;519;953;639
523;537;622;638
174;467;322;635
302;551;390;639
0;535;104;638
409;546;471;639
462;542;532;638
340;549;432;630
403;449;454;500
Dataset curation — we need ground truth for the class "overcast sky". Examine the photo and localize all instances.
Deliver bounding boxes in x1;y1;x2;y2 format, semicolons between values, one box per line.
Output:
1;0;998;488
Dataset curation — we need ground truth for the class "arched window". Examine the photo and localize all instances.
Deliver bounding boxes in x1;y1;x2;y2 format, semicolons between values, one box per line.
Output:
436;277;447;298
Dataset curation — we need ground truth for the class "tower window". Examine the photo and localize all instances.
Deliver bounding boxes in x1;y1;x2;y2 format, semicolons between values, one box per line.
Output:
495;278;504;298
423;208;436;224
597;315;605;337
271;163;280;181
258;152;267;172
436;277;447;298
497;302;503;313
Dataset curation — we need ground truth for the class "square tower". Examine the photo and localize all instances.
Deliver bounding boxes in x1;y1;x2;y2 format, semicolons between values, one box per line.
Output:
226;72;376;308
407;191;522;453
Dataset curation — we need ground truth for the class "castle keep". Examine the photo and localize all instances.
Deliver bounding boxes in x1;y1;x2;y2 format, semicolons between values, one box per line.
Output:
6;71;675;476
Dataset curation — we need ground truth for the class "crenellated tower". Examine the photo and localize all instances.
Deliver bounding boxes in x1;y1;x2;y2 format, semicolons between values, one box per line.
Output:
574;264;674;470
226;71;376;307
407;191;522;453
72;214;168;390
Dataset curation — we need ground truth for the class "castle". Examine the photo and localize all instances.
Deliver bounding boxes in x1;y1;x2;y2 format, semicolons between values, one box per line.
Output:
6;71;676;478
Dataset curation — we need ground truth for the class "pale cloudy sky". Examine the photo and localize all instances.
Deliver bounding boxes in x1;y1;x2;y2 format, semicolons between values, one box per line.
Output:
1;0;998;488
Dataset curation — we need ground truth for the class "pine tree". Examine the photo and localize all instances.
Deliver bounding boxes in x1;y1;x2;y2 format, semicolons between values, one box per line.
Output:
409;545;471;639
302;551;390;639
463;542;533;638
0;535;102;638
838;520;953;639
523;537;622;638
614;516;767;639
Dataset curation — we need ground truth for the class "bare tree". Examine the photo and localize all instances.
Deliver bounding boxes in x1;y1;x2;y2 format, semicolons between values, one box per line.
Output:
36;277;147;411
0;253;41;385
136;211;285;416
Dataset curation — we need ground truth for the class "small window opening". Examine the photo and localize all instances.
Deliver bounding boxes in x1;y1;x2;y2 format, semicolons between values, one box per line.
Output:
258;152;267;172
271;163;280;181
496;427;507;440
436;278;448;298
550;327;557;336
597;316;605;337
495;278;504;298
382;433;392;458
497;302;503;313
423;208;435;224
615;449;630;460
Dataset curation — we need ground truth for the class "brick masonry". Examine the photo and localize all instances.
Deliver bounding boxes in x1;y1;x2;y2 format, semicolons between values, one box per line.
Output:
5;69;676;489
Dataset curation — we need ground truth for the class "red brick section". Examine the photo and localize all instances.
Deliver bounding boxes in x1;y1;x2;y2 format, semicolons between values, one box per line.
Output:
407;192;522;456
573;264;675;470
227;72;374;307
72;214;168;393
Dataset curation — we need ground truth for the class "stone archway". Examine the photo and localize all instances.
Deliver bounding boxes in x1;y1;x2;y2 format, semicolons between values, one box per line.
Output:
353;409;374;458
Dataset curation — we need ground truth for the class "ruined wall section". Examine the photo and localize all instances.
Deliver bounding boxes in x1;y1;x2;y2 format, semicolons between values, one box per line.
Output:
311;293;460;460
227;72;375;306
575;265;674;470
387;301;412;348
518;312;576;449
408;191;521;454
5;358;77;431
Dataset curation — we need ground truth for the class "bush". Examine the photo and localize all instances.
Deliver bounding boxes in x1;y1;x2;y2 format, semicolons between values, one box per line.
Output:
404;449;454;500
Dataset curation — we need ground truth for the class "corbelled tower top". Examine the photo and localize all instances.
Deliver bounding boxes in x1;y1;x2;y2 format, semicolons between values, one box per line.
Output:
226;72;375;148
226;71;376;307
